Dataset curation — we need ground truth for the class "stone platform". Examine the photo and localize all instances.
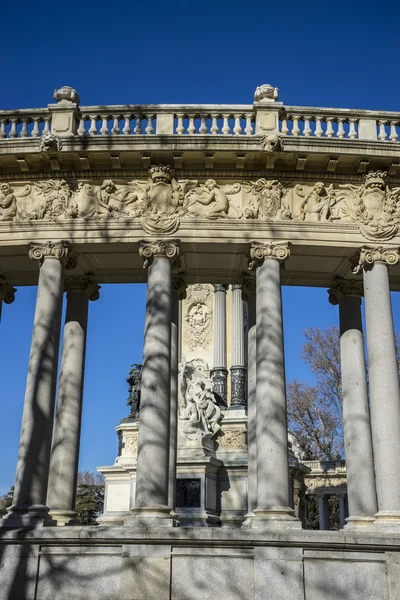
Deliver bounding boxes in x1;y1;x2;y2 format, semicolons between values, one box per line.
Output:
1;526;400;600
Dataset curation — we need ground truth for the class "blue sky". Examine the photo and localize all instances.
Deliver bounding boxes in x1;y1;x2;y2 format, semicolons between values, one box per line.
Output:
0;0;399;494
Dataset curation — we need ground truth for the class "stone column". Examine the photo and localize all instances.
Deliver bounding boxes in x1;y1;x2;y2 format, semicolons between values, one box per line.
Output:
4;241;70;526
318;494;330;531
230;284;246;409
168;277;186;512
130;240;179;527
243;277;256;515
47;276;100;526
354;246;400;530
338;494;346;529
0;277;16;322
328;279;377;529
248;242;300;529
212;284;228;405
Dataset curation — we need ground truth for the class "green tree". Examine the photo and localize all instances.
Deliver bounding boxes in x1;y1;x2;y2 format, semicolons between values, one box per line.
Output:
75;471;105;525
0;486;14;517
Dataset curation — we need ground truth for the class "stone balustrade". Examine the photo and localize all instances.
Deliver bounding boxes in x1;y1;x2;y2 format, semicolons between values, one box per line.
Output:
301;459;346;473
0;108;52;139
1;96;400;142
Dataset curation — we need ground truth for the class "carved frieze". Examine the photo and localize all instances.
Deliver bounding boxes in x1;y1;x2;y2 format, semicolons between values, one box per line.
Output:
2;170;400;242
183;284;213;351
218;428;247;450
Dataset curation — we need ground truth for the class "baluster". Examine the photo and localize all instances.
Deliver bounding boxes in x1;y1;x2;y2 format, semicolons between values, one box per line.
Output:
0;120;6;139
233;113;242;135
211;113;219;135
326;117;334;138
315;116;323;137
134;115;142;135
378;120;387;141
281;118;289;136
337;118;345;138
348;118;357;139
100;115;109;135
111;116;120;135
89;116;98;136
303;116;312;137
43;117;51;135
292;115;300;137
199;115;208;134
31;117;40;138
77;117;86;136
389;121;399;142
9;118;18;138
123;115;131;135
176;114;184;135
20;118;28;138
245;113;253;135
222;114;230;135
145;114;154;135
188;114;196;135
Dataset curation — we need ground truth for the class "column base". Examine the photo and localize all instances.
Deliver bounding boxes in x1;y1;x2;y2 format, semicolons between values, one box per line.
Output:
1;504;51;527
178;510;220;528
125;505;178;528
249;506;302;530
343;515;376;530
47;509;78;526
373;511;400;533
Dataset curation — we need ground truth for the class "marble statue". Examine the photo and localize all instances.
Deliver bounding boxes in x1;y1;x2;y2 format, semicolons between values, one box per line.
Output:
126;364;142;418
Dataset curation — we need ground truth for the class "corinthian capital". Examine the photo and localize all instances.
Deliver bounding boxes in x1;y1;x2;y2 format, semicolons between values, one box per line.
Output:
139;239;180;269
0;278;16;304
328;279;363;305
352;246;400;274
64;276;100;301
248;241;290;270
29;241;72;264
172;276;187;300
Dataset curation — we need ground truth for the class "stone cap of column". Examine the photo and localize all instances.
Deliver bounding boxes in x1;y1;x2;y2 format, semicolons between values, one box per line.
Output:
0;277;16;304
248;241;290;270
64;275;100;301
29;240;72;264
351;245;400;274
213;284;228;293
172;276;187;300
242;276;256;299
139;239;180;269
328;279;363;305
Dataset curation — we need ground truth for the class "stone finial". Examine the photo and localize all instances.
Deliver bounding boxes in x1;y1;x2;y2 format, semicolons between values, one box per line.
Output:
64;276;100;301
29;241;72;263
53;85;80;105
352;246;400;274
328;279;363;305
248;241;290;270
139;239;180;268
0;278;16;304
254;83;279;103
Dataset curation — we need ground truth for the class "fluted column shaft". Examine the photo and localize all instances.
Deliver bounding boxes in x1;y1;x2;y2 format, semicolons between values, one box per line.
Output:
249;242;299;529
212;284;228;404
328;280;377;528
244;279;256;513
230;283;246;408
47;277;100;526
356;247;400;528
168;278;186;511
5;242;70;526
132;240;179;527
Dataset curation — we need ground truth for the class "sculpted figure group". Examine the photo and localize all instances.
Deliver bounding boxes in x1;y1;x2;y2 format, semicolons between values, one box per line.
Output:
1;168;399;240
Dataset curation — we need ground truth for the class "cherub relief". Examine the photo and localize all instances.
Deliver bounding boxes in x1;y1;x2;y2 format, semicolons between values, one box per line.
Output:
0;183;17;221
187;179;242;219
294;182;337;222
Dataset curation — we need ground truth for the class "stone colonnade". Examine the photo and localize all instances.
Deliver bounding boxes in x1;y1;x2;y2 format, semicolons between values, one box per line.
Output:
2;240;400;531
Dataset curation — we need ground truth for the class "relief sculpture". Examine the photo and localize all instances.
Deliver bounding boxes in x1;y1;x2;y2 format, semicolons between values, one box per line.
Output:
186;180;242;219
183;284;213;351
244;179;291;220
